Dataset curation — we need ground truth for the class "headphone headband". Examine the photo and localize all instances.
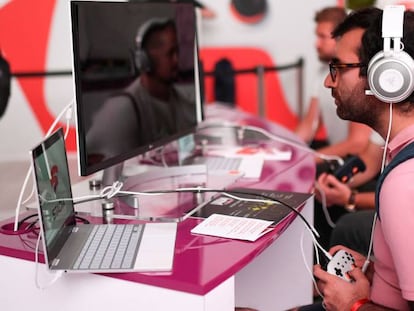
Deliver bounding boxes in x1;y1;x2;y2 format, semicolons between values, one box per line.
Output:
134;18;174;73
382;5;404;55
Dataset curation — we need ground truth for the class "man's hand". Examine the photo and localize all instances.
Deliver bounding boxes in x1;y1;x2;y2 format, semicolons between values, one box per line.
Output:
329;245;374;283
314;264;370;311
315;172;352;206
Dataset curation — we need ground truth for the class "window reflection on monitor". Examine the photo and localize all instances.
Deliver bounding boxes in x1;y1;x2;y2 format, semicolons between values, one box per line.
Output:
70;0;201;184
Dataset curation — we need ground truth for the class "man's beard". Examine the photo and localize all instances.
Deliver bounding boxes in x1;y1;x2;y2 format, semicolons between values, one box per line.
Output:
317;48;333;63
318;54;331;63
334;85;381;129
336;102;380;129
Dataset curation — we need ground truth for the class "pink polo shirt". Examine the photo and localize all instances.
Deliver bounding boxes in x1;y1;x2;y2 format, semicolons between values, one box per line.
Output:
371;124;414;310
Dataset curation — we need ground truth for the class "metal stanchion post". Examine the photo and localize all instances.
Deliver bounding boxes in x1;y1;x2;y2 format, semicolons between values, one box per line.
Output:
256;65;265;118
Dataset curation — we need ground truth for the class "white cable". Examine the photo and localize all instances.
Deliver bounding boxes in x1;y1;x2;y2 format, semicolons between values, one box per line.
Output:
380;103;392;173
46;100;74;138
219;191;319;238
362;212;377;274
20;104;74;208
36;181;329;288
40;194;101;205
35;182;320;237
362;103;393;273
13;166;34;231
241;124;344;165
95;182;321;239
197;123;344;165
300;229;325;300
34;231;63;289
14;100;74;231
100;182;216;199
64;104;73;139
313;181;336;229
221;189;332;265
35;177;324;289
38;184;214;208
159;145;168;167
21;183;35;205
298;211;333;263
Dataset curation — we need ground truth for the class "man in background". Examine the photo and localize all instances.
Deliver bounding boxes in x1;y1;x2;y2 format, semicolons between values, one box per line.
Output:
295;7;372;159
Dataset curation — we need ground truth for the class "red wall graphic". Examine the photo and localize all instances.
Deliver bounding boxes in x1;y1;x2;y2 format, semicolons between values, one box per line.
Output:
0;0;76;150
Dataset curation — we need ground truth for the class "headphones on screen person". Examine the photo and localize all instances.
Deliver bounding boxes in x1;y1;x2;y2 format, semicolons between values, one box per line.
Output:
366;5;414;103
134;17;175;73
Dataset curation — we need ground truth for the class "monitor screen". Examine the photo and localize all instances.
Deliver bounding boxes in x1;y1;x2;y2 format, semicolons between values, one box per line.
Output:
70;0;201;179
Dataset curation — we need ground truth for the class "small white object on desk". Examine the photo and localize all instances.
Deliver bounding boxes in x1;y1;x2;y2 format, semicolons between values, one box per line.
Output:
190;213;274;242
205;146;292;161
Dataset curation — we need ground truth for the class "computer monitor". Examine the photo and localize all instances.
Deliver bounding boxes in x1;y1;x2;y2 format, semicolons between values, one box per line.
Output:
70;0;201;184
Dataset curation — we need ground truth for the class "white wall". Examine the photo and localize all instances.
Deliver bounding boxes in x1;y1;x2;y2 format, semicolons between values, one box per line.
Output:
199;0;335;113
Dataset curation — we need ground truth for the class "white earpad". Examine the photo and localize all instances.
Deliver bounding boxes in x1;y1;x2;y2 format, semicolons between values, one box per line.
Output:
367;50;414;102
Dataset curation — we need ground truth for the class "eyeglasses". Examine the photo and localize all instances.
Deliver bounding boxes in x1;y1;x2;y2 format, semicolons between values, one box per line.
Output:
329;62;366;82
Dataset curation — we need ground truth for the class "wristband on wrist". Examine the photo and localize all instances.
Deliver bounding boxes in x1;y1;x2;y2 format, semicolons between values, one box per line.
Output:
345;190;357;212
350;298;370;311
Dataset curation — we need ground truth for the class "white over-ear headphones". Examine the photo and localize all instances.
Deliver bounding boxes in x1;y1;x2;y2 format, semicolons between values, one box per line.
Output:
367;5;414;103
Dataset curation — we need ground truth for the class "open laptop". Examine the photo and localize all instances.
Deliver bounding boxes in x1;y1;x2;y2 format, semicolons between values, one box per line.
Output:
177;134;264;179
31;128;177;273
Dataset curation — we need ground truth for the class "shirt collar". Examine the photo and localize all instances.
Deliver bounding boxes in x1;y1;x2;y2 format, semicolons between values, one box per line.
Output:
387;124;414;161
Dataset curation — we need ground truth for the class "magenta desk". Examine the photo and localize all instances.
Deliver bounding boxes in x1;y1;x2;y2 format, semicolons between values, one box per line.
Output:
0;104;315;311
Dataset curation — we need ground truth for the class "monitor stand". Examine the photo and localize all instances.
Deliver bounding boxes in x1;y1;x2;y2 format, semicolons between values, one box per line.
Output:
88;158;243;221
97;161;211;220
102;162;124;187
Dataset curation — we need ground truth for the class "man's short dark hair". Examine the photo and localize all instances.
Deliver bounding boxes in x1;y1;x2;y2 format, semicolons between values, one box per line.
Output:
314;6;347;29
332;7;382;77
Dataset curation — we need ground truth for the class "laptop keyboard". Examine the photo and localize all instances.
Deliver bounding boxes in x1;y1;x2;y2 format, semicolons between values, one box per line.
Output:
205;157;242;171
73;224;144;270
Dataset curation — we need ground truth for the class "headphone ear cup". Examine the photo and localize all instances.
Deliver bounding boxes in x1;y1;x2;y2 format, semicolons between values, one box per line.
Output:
367;50;414;102
135;49;152;73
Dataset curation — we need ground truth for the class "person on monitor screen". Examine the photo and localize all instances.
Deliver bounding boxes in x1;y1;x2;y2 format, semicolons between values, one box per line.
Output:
86;18;196;163
295;7;372;159
294;6;414;311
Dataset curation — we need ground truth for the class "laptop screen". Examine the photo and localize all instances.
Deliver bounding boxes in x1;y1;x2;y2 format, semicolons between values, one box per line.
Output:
31;128;77;265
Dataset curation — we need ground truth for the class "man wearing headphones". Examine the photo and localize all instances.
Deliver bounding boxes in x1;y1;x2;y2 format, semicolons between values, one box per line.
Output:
296;6;414;311
296;6;377;252
86;18;196;160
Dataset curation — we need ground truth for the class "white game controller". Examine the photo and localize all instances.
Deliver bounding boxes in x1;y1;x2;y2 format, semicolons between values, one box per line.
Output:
326;250;356;282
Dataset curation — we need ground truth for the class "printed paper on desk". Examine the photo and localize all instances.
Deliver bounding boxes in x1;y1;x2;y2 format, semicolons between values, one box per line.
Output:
190;213;274;242
206;146;292;161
